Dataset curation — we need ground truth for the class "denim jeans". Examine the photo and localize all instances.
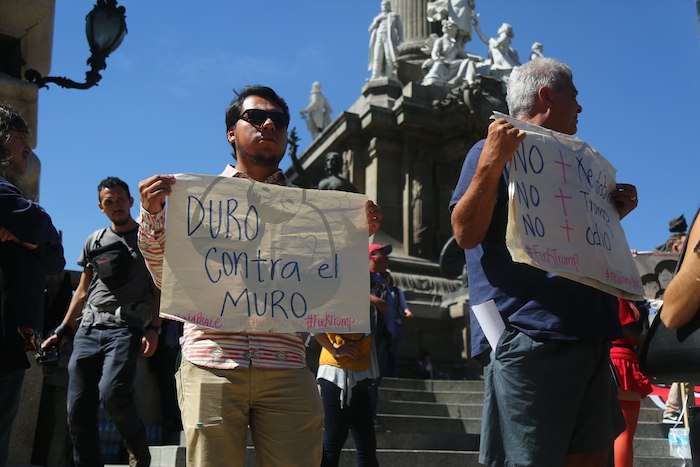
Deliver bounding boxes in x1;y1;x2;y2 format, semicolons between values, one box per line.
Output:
67;326;145;466
319;378;378;467
0;368;25;466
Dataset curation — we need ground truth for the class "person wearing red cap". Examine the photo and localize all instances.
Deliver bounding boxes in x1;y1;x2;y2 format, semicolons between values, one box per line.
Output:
368;243;412;377
367;243;413;427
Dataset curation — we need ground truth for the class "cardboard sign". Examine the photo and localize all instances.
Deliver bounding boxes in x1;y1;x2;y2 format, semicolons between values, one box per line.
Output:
160;174;370;333
632;251;679;300
496;112;644;300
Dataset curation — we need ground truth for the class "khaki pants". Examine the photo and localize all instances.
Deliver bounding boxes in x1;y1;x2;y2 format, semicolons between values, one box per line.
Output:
176;359;323;467
665;382;691;418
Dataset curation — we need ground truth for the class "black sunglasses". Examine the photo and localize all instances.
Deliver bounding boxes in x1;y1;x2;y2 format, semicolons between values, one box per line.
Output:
239;109;289;128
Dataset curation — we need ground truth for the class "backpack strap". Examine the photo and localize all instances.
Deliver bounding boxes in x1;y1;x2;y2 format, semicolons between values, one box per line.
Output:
92;228;109;251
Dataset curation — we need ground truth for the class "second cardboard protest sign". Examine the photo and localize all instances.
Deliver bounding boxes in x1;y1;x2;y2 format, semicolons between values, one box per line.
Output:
495;112;644;300
160;174;370;333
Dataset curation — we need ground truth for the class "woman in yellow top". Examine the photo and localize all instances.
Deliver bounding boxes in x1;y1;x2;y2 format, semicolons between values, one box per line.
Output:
315;330;379;467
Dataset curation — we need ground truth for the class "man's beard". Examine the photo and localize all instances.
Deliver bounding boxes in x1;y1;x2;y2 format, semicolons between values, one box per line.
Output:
250;153;282;167
238;148;284;169
0;160;25;194
112;215;131;227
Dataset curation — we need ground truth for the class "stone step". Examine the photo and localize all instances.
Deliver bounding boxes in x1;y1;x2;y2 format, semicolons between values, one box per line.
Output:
377;413;481;435
634;457;690;467
345;431;479;452
149;446;186;467
379;400;668;428
635;420;679;439
380;399;483;418
337;449;478;467
143;446;481;467
376;412;675;444
639;406;665;423
339;451;688;467
379;387;485;404
244;448;480;467
380;377;485;392
382;379;668;412
634;437;676;458
142;445;686;467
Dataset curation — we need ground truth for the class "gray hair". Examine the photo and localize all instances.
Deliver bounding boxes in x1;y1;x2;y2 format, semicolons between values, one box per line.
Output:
506;58;573;119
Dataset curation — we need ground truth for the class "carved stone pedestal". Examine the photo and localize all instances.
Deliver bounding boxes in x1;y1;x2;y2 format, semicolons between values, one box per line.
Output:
288;75;506;371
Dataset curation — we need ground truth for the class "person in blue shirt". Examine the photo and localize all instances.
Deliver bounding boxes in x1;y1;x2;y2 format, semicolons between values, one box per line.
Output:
0;104;65;465
449;58;638;467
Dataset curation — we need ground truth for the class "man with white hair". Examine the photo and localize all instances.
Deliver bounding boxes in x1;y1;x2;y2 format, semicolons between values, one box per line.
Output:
449;58;638;466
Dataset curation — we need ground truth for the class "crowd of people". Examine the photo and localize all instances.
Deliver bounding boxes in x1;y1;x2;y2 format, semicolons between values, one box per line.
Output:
1;57;698;467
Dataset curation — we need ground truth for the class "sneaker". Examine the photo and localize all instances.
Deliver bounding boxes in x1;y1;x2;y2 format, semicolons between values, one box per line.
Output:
663;413;681;424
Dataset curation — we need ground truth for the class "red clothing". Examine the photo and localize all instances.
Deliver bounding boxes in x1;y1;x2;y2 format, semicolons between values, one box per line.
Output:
610;298;652;397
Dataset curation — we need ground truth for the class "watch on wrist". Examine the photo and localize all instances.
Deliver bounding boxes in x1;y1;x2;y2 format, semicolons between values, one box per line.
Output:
146;324;162;335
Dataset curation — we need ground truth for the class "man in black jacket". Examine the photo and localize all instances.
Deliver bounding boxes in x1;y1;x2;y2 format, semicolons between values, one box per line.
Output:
0;104;65;465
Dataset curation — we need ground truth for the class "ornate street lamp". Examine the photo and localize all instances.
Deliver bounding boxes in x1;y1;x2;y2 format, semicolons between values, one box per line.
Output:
25;0;127;90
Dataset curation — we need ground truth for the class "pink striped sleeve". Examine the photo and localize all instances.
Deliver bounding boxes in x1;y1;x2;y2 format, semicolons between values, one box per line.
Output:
138;207;166;290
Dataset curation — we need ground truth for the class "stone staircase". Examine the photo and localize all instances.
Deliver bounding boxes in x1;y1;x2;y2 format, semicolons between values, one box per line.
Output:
120;377;686;467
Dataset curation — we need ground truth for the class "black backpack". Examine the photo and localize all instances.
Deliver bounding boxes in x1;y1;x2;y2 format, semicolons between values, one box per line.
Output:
86;228;133;290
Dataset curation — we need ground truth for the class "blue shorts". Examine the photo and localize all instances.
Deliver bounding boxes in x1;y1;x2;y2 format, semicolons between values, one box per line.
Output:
479;328;624;467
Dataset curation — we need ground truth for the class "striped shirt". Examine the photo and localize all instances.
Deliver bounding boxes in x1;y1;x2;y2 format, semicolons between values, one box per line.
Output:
138;165;307;370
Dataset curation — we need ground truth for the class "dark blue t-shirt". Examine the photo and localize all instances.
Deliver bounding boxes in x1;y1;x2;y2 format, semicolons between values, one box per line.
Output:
449;140;621;358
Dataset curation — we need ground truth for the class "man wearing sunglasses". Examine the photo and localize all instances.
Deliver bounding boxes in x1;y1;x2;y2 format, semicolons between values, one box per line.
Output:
137;85;383;467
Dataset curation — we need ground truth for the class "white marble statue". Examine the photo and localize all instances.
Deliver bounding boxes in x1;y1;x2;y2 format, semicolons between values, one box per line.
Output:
426;0;476;48
487;23;520;71
530;42;544;61
368;0;403;81
300;81;332;140
421;20;481;86
473;20;521;82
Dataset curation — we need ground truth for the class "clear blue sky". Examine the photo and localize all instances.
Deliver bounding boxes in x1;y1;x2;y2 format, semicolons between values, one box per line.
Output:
36;1;699;267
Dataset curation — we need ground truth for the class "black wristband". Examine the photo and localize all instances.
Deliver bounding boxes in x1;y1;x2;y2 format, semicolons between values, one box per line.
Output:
54;323;73;339
146;324;162;335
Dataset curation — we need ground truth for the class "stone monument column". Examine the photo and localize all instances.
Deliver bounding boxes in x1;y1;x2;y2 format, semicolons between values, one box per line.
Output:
411;157;434;256
393;0;430;44
393;0;432;83
366;136;403;244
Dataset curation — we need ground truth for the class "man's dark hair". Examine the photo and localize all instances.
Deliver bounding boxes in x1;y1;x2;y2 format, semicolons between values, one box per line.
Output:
0;104;29;136
97;176;130;200
0;104;30;181
654;259;677;276
225;85;290;158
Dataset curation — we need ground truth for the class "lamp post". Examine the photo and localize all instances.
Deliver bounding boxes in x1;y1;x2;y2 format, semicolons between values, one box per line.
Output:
24;0;127;90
